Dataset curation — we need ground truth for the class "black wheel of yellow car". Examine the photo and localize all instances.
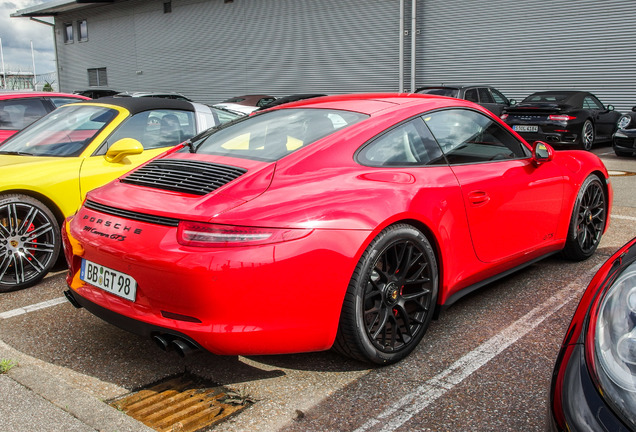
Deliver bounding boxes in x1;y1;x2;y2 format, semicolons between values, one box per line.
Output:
0;194;60;292
562;175;606;261
334;224;438;364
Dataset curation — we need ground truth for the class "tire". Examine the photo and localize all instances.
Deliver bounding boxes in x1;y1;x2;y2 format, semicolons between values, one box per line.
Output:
0;194;60;292
561;175;606;261
334;224;438;365
580;120;594;151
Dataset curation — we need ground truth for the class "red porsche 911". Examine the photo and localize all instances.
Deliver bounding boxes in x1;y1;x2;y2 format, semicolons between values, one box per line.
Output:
62;93;612;364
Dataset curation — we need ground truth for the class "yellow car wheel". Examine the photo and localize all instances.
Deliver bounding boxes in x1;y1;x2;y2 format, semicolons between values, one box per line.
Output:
0;194;60;292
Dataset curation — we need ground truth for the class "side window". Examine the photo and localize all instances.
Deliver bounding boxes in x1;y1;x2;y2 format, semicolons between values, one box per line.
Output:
0;99;48;129
99;110;195;155
358;118;444;167
584;96;604;110
478;88;495;104
257;98;276;107
464;89;479;103
491;89;508;104
422;109;530;164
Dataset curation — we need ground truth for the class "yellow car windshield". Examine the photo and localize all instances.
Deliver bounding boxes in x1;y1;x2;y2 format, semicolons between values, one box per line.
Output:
0;105;117;157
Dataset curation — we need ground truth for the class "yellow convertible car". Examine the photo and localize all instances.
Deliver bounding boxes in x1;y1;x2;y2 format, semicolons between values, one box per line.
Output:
0;97;240;291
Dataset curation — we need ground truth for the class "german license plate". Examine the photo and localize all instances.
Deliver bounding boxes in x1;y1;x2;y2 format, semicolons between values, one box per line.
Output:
513;125;538;133
80;259;137;302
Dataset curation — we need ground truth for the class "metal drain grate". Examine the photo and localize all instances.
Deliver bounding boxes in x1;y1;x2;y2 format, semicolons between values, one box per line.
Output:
109;374;250;432
608;170;636;177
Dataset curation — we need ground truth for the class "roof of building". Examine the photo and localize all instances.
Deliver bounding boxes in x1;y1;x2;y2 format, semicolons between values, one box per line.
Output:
11;0;112;18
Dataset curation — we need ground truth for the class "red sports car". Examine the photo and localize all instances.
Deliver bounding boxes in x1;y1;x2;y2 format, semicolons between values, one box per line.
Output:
0;91;90;143
63;94;612;364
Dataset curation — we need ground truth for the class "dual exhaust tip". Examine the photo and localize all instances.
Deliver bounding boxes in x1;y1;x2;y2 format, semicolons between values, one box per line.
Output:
153;334;199;358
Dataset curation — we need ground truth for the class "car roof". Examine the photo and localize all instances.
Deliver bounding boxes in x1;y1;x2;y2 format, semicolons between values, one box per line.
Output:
0;91;90;101
271;93;469;115
527;90;589;97
523;91;591;104
416;85;495;91
82;96;196;115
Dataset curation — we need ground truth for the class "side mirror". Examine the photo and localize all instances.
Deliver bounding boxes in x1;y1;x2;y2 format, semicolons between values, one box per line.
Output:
607;105;615;112
509;99;517;106
532;141;554;166
105;138;144;163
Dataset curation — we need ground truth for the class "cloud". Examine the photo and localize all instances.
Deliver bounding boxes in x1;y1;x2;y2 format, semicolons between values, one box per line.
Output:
0;0;56;74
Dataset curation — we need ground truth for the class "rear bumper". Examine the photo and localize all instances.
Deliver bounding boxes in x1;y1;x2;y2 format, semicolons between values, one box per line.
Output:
506;120;582;146
63;207;370;356
64;288;202;348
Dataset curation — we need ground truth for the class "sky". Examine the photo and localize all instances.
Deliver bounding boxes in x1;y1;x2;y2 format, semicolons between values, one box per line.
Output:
1;0;56;77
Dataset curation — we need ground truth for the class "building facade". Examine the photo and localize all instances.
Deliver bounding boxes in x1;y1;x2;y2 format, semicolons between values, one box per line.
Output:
13;0;636;111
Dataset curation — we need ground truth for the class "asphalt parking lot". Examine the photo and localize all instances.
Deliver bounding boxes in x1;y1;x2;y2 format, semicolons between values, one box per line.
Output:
1;144;635;432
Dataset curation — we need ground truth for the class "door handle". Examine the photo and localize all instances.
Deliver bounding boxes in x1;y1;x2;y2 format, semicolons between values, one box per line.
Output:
468;190;490;206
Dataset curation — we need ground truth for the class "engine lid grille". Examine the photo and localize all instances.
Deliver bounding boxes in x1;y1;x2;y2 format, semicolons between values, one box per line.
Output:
121;159;247;196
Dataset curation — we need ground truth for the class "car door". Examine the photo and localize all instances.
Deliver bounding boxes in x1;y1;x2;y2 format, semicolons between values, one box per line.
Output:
477;87;503;116
583;95;616;140
423;108;566;263
79;109;196;199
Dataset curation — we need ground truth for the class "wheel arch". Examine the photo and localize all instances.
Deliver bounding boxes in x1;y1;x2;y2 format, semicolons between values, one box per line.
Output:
0;189;65;226
591;169;612;234
365;217;445;318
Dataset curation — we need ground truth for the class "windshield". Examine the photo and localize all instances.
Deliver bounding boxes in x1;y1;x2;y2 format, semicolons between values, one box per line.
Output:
187;108;368;162
0;105;117;157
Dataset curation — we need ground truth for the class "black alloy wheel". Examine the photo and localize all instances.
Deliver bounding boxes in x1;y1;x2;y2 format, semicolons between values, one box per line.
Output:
580;120;595;151
0;194;60;292
562;175;606;261
334;224;438;364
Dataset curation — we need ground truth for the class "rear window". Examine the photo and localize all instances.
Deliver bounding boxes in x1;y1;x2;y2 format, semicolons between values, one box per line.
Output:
187;108;368;162
523;93;571;103
417;88;459;98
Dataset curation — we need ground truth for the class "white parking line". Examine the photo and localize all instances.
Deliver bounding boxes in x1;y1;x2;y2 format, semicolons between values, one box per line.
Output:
0;297;67;320
613;214;636;222
353;264;601;432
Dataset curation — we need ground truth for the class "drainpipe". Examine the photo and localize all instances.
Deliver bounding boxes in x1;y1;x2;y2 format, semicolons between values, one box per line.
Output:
399;0;404;92
0;38;6;89
410;0;417;92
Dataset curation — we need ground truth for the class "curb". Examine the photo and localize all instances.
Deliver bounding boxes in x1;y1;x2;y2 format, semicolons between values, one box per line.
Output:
0;340;153;432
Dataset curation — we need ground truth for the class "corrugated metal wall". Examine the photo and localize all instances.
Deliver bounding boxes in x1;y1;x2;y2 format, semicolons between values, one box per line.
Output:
56;0;400;105
55;0;636;112
415;0;636;112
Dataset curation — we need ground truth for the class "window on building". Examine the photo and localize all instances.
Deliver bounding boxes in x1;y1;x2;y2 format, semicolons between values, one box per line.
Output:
88;68;108;86
163;1;172;13
64;23;74;43
78;20;88;42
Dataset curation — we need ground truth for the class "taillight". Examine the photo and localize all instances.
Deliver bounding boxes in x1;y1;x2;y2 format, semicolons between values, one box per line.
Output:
548;114;576;121
177;221;312;247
